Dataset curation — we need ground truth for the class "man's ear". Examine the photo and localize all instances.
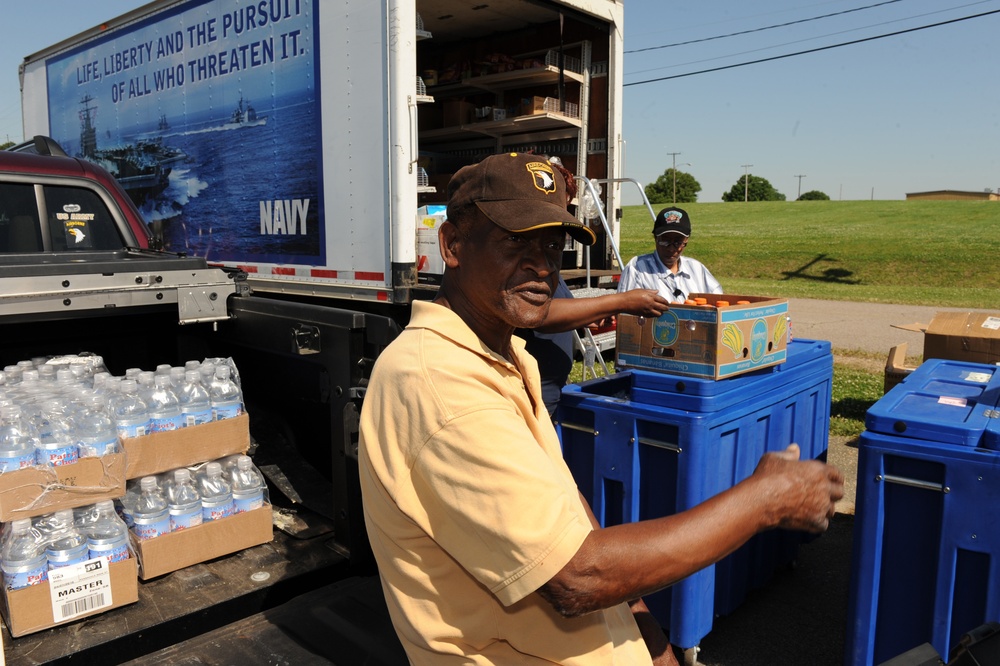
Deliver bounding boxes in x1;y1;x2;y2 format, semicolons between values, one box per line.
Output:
439;221;462;269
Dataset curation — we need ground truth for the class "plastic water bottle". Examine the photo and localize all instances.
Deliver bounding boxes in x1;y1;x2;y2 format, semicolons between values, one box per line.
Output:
147;375;183;433
136;371;157;403
197;362;216;387
16;369;47;401
53;368;79;395
45;509;90;569
230;455;265;513
113;379;150;439
0;405;39;473
37;364;57;383
167;468;203;531
131;476;171;541
1;519;48;590
209;365;244;421
199;462;235;522
3;366;23;385
33;400;80;467
77;394;120;457
178;370;213;428
83;500;130;564
168;366;186;388
120;480;141;529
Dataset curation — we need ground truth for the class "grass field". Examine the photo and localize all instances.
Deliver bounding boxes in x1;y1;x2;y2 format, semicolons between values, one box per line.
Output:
617;200;1000;309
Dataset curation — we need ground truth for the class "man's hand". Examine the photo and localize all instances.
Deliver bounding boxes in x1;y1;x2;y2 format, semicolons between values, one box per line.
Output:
752;444;844;533
618;289;669;318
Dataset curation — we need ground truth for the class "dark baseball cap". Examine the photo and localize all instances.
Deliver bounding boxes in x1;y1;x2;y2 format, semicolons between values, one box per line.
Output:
652;206;692;238
447;153;597;246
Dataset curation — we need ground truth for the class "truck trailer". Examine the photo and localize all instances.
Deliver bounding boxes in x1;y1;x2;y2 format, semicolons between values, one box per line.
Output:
5;0;626;662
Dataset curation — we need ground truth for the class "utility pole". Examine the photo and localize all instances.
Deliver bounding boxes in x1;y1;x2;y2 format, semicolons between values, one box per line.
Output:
794;174;806;200
666;152;681;203
741;164;753;202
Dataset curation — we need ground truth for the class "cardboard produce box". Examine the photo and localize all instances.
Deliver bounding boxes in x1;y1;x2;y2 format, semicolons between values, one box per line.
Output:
884;342;918;394
518;95;547;116
441;99;474;126
0;454;126;522
615;294;789;379
892;312;1000;366
122;413;250;479
0;557;138;637
131;505;273;580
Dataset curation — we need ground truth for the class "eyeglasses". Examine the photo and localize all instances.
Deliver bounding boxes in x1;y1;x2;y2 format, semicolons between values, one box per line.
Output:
656;236;688;249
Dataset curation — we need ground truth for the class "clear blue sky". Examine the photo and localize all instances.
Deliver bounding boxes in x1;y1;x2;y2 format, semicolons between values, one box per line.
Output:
2;1;997;201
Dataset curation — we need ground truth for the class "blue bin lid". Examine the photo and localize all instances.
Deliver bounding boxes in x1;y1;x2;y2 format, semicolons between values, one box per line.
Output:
570;338;831;413
982;377;1000;451
865;359;1000;447
627;338;830;398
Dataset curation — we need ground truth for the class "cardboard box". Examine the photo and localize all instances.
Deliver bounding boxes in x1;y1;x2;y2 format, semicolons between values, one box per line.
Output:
0;454;126;522
131;505;273;580
417;102;442;131
441;99;474;127
893;312;1000;366
615;294;789;379
123;413;250;479
518;95;547;116
416;205;447;278
0;557;138;637
884;342;918;394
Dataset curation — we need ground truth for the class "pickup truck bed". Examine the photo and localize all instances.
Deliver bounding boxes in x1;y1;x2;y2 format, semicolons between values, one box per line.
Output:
0;249;406;663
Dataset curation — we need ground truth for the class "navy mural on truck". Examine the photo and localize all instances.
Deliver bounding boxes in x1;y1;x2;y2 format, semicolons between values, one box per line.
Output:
44;0;322;266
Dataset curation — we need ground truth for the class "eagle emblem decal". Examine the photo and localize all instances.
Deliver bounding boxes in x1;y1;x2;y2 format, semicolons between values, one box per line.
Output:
525;161;557;195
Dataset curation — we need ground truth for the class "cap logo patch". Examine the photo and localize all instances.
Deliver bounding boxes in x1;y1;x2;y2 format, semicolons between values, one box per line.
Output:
525;161;557;195
662;211;684;225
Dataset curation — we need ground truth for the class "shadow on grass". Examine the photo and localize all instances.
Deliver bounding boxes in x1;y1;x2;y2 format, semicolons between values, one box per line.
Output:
832;396;878;424
781;254;862;285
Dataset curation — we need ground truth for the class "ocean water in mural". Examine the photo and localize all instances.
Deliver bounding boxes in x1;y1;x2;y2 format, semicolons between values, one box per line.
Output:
43;0;323;266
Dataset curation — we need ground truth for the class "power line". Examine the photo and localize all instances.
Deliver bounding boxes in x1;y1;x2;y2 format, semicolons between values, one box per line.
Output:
626;0;995;77
623;8;1000;87
626;0;903;54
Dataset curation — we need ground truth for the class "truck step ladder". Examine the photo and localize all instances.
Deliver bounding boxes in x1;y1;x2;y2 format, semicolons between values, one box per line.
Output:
569;176;659;380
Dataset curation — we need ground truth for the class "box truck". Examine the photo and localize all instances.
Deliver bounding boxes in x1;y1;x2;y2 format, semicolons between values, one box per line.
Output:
6;0;626;662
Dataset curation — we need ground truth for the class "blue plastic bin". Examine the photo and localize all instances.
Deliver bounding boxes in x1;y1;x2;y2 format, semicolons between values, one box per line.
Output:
846;359;1000;666
556;339;833;651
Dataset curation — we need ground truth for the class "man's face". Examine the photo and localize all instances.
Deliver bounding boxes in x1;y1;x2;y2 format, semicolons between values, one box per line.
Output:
454;212;565;331
655;231;688;266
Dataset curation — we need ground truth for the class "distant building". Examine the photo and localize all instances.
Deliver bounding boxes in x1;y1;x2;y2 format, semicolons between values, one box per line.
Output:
905;189;999;201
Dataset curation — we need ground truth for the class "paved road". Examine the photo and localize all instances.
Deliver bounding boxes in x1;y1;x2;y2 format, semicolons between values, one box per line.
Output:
788;298;995;357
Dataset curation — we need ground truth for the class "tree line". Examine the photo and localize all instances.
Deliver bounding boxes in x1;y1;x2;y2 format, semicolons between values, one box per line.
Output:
644;167;829;203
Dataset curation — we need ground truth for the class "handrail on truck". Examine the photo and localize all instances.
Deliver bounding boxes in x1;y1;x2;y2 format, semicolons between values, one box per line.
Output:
573;175;658;283
569;177;659;379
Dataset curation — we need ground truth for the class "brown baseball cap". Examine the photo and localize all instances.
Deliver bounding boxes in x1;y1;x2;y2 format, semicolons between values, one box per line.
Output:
446;153;597;246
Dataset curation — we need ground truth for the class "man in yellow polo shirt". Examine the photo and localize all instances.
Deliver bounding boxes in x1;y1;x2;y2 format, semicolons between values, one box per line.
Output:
358;152;844;665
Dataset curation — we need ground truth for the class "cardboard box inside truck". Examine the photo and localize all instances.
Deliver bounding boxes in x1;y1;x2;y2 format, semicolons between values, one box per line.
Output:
0;454;126;523
0;557;138;637
616;294;789;379
131;506;273;580
122;413;250;480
